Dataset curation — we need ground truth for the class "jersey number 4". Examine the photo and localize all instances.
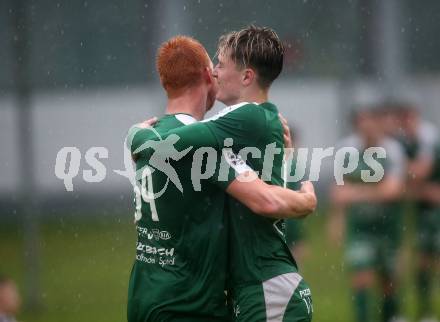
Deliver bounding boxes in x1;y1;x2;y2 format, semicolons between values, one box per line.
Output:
134;166;159;222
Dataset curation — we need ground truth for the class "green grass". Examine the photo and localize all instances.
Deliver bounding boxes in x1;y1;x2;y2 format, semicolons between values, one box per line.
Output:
0;213;439;322
0;216;136;322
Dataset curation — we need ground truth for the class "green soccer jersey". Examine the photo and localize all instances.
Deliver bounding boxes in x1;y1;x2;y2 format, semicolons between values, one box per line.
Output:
162;102;298;289
126;114;232;322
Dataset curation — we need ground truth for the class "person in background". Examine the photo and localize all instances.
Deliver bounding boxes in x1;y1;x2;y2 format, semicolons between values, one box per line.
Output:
328;107;406;322
0;276;21;322
409;141;440;322
390;103;439;322
395;103;438;182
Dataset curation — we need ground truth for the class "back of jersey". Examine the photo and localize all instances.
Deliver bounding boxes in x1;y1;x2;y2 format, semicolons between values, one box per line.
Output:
127;114;228;322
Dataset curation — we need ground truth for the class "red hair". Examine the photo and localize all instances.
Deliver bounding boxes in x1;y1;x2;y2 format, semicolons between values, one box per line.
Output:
156;36;210;97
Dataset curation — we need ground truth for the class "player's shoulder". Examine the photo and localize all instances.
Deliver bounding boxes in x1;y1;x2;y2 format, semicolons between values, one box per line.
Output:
202;101;263;122
127;113;200;153
126;122;156;153
174;113;197;125
259;101;279;114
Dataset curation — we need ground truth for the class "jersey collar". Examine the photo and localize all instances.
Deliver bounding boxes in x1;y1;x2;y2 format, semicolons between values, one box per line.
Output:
175;114;197;125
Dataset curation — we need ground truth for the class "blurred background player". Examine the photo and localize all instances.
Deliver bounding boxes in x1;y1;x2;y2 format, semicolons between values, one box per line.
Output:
410;140;440;322
394;103;438;182
388;103;439;322
328;108;405;322
0;276;21;322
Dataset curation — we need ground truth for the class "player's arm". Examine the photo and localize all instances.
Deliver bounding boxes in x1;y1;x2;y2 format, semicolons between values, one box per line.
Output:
225;113;316;218
226;174;317;219
126;121;159;161
168;121;219;149
414;182;440;204
332;176;403;204
128;117;218;155
407;158;433;182
213;148;316;219
332;141;405;204
137;104;265;156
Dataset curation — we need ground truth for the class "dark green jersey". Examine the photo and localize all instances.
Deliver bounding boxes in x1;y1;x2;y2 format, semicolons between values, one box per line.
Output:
163;102;298;289
126;114;231;322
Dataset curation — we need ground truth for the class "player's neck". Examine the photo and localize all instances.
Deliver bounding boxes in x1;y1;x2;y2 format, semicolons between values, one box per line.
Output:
236;86;269;105
363;135;381;147
166;88;206;121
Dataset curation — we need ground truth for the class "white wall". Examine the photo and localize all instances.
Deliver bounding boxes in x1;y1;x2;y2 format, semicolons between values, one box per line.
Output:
1;78;440;198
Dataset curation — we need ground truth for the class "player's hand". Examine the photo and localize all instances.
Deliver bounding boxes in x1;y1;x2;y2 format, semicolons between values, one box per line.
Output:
300;181;315;194
279;113;293;149
139;117;158;128
300;181;317;211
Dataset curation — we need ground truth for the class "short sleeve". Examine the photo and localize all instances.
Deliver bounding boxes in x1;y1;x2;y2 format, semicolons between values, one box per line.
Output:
202;103;267;149
209;149;254;191
126;124;155;154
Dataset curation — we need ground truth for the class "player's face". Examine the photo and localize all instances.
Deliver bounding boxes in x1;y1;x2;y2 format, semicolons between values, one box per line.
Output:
381;110;401;137
356;112;383;141
213;50;243;106
205;59;218;112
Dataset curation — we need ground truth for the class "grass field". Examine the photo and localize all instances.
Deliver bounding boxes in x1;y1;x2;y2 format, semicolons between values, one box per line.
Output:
1;212;439;322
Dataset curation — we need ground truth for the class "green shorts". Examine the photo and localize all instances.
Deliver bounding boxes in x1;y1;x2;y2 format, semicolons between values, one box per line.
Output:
345;208;402;274
345;232;400;274
416;207;440;255
230;273;313;322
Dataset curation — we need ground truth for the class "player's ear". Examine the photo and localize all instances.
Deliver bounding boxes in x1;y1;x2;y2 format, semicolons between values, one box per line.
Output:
203;66;214;84
242;68;255;87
